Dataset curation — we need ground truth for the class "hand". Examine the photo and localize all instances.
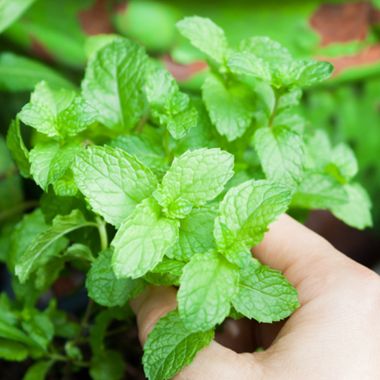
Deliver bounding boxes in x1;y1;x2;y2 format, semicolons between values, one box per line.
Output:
131;215;380;380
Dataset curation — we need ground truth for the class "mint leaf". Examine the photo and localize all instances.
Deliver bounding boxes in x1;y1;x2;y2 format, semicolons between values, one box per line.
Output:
29;142;81;192
254;125;304;187
169;205;218;261
143;310;214;380
214;180;292;266
6;118;30;178
23;361;52;380
145;67;198;139
178;252;238;331
90;350;125;380
145;258;185;286
18;81;92;138
86;249;145;307
203;74;255;141
154;148;234;218
330;143;358;181
0;321;35;347
332;183;372;229
227;51;271;82
22;313;54;351
73;145;158;227
232;259;299;322
0;0;36;33
15;210;95;283
0;53;74;91
0;339;28;361
82;38;148;131
292;60;333;88
293;171;348;210
177;16;228;64
112;198;179;279
110;133;167;175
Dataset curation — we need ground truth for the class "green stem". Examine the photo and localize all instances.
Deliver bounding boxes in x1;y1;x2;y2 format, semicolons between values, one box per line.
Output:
96;216;108;250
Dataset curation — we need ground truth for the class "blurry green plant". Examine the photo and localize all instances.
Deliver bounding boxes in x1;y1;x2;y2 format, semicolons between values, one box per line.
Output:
0;12;373;379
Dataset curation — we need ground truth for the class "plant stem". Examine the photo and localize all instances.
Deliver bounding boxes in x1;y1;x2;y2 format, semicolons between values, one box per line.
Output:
96;216;108;250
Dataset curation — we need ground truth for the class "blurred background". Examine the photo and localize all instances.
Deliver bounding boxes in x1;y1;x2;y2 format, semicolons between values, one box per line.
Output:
1;0;380;282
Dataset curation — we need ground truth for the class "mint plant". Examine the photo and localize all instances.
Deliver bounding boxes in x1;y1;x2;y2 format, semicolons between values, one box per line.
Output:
2;16;372;380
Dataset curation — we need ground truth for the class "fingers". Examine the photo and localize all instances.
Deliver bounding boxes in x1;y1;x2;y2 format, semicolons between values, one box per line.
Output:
253;214;346;302
131;286;263;380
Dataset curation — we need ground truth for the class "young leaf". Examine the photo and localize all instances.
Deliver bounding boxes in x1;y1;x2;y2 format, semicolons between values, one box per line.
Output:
292;171;348;210
112;198;179;279
214;180;292;266
0;339;28;361
15;210;96;283
18;81;76;137
254;125;304;187
6;118;30;178
0;321;35;347
23;361;52;380
176;16;228;64
178;252;238;332
332;183;372;229
143;310;214;380
86;249;145;307
169;205;218;261
227;51;271;82
232;259;299;322
202;74;255;141
29;142;81;191
82;38;148;131
73;145;158;227
293;60;333;88
154;148;234;218
145;67;198;139
145;258;185;286
330;143;358;181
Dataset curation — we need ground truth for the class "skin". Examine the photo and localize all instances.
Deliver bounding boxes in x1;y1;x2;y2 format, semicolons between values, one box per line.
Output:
131;215;380;380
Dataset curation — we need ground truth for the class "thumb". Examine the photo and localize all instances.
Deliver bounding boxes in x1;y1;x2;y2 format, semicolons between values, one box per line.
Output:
131;286;262;380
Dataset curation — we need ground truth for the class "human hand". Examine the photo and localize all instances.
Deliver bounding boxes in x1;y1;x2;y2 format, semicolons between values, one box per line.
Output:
131;215;380;380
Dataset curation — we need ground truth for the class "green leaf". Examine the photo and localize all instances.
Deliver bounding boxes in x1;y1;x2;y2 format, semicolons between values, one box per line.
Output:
145;258;185;286
169;205;218;261
178;252;238;331
6;118;30;177
22;313;54;351
82;38;148;131
0;339;28;361
254;125;304;187
214;180;292;266
29;142;81;191
86;249;145;307
18;81;75;137
330;143;358;181
90;350;125;380
202;74;255;141
23;361;52;380
0;53;74;91
112;198;179;279
154;148;234;218
15;210;95;283
65;243;94;262
110;132;167;175
232;260;299;323
145;67;198;139
143;310;214;380
177;16;228;64
73;145;158;227
227;51;271;82
0;321;35;347
85;34;121;59
332;183;372;229
292;171;348;210
0;0;36;33
293;60;333;88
